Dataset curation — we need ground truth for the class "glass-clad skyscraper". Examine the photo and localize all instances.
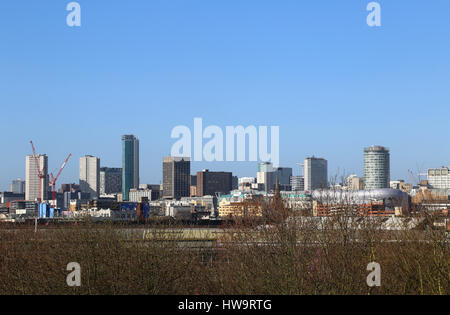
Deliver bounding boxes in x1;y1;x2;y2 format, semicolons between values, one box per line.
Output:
122;135;139;201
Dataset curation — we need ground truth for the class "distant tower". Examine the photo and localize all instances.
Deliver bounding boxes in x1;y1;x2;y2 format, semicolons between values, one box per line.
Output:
25;155;48;201
11;178;26;194
196;170;232;197
274;174;280;196
270;174;285;215
122;135;140;201
163;157;190;199
364;146;390;189
257;162;275;193
79;155;100;199
304;157;328;191
100;167;122;195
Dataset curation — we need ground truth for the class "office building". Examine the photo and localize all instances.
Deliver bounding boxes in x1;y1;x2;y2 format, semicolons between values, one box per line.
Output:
427;167;450;190
304;157;328;191
364;146;390;189
237;177;256;190
275;167;293;190
347;175;365;191
64;191;90;211
25;154;48;201
129;188;153;203
232;176;239;190
136;184;161;200
100;167;122;195
390;180;412;193
190;175;198;196
275;167;293;186
11;178;25;194
60;183;80;194
9;200;37;217
0;192;25;204
290;176;305;191
122;135;140;201
163;157;191;199
196;170;232;197
257;162;275;193
239;177;256;185
79;155;100;199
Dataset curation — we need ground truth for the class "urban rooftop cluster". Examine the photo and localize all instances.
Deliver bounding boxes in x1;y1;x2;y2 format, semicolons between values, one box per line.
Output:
1;136;450;225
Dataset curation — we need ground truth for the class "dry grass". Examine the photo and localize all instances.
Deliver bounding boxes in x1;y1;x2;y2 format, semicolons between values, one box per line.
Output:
0;209;448;295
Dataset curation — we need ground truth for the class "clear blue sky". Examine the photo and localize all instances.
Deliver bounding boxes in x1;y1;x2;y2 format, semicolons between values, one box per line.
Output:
1;0;449;190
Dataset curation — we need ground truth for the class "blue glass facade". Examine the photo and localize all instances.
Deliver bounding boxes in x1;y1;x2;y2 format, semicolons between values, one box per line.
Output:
122;135;139;201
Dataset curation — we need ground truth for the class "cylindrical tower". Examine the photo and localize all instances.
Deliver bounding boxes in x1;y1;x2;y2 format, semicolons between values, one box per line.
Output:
364;146;390;189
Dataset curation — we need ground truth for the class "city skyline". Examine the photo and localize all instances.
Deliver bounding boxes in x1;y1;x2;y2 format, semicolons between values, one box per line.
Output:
1;1;450;190
1;138;448;192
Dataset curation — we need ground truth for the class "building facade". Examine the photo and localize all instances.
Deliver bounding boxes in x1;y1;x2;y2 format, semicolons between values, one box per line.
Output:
122;135;140;201
290;176;305;191
390;180;412;193
100;167;122;195
79;155;100;199
11;178;25;194
304;157;328;191
427;167;450;190
163;157;191;199
276;167;293;186
257;162;275;193
196;170;232;197
364;146;390;189
218;200;262;218
25;154;48;201
347;175;365;191
0;192;25;204
129;188;153;202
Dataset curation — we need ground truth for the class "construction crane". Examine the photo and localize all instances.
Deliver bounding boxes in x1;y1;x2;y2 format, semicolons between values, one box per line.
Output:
30;141;46;203
49;153;72;205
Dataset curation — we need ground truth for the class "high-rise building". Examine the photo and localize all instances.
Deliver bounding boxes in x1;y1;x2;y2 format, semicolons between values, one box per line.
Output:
364;146;390;189
11;178;25;194
257;162;275;193
100;167;122;195
304;157;328;191
79;155;100;199
275;167;293;190
25;154;48;201
196;170;232;197
122;135;140;201
163;157;190;199
258;162;273;173
232;176;239;190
